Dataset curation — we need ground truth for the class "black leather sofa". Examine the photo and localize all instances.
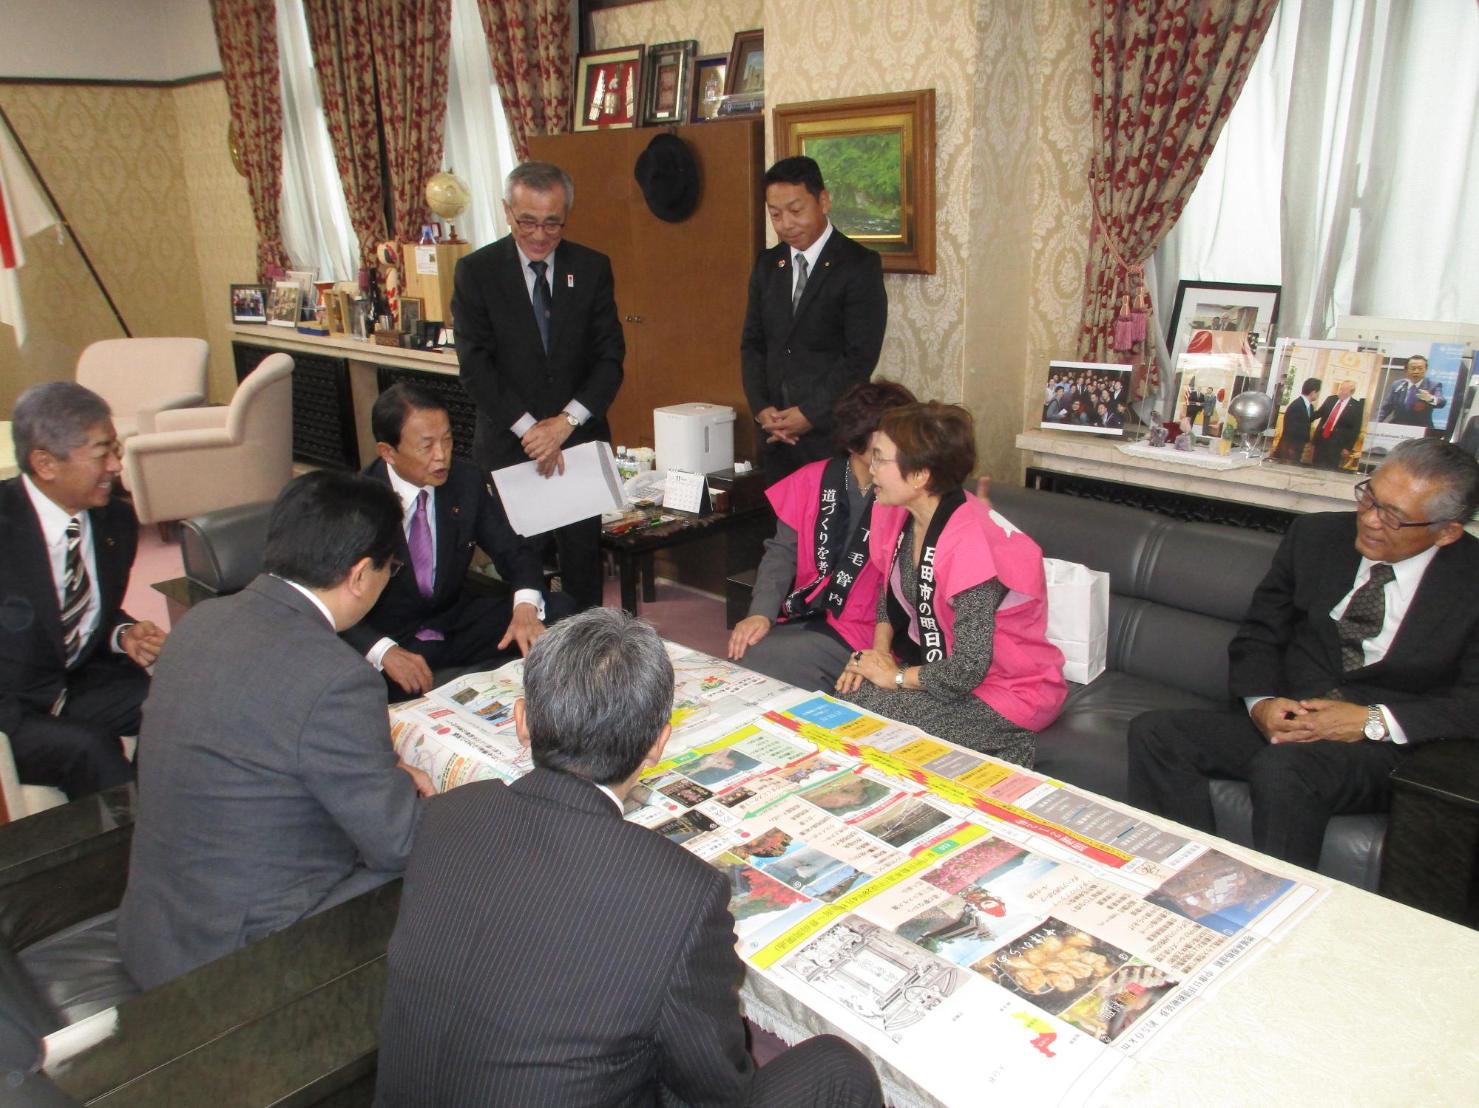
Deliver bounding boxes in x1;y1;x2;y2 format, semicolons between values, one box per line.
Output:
988;485;1388;891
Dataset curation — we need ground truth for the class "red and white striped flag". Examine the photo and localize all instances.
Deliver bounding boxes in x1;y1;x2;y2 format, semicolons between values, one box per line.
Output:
0;117;60;346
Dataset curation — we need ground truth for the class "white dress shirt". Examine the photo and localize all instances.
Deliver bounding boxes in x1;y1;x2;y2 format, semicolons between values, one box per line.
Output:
508;242;591;437
790;221;834;301
279;577;337;628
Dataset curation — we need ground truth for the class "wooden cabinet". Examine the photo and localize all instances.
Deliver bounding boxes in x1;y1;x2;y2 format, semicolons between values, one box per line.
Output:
529;118;764;460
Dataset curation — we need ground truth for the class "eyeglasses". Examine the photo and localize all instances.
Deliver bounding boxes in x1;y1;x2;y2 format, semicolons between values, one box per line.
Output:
387;556;405;577
868;450;898;469
1353;480;1437;530
512;217;565;234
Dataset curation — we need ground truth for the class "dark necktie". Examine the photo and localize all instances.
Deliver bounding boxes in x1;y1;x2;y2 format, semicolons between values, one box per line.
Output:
792;253;808;314
60;517;92;667
1337;562;1394;671
529;259;551;352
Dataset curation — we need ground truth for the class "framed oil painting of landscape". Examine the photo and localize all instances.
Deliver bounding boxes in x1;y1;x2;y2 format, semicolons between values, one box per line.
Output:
772;89;936;274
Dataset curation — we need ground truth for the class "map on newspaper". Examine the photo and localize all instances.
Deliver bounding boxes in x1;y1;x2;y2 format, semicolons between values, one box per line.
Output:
388;647;1325;1107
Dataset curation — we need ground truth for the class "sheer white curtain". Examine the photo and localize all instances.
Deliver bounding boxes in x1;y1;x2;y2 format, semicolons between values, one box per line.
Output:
276;0;357;282
443;0;518;250
1155;0;1479;342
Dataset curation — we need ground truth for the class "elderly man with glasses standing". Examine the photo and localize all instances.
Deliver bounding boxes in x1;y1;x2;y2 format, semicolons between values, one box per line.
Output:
1128;438;1479;868
452;161;625;611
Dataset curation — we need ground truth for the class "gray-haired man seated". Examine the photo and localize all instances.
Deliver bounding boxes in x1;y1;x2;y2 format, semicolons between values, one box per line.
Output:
377;607;882;1107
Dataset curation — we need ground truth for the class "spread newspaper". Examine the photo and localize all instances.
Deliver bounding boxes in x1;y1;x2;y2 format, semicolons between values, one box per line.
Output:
389;645;1324;1107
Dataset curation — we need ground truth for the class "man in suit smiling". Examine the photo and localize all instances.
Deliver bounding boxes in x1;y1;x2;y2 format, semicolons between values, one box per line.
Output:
453;161;625;610
0;383;165;799
741;156;888;478
1129;438;1479;868
376;607;881;1106
346;384;573;698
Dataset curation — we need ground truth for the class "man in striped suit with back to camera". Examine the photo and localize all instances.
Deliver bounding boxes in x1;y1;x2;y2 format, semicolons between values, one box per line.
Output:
376;606;882;1107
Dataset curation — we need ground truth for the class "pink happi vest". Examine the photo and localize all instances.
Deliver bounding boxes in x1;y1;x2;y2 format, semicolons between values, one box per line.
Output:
765;460;882;652
868;493;1066;731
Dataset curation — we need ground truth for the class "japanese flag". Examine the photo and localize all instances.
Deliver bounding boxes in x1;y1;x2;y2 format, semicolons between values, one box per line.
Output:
0;116;60;346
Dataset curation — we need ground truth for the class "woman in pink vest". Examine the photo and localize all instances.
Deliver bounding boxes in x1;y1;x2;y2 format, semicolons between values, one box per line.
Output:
836;403;1066;766
728;380;916;691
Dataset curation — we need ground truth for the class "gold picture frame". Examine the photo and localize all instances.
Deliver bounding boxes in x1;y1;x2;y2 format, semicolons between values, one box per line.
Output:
574;45;643;132
772;89;936;275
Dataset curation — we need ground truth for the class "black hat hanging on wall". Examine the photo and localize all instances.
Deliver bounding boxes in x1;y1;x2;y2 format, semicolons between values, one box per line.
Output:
634;132;700;222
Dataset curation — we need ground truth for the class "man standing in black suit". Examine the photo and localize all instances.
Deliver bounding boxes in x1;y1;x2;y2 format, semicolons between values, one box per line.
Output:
345;384;575;698
0;383;165;799
1311;379;1363;469
741;156;888;478
453;161;625;610
1129;439;1479;868
377;607;882;1107
1273;376;1321;463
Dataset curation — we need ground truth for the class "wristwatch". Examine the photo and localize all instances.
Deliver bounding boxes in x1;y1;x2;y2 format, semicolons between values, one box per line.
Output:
1362;705;1388;742
564;412;580;428
895;665;906;690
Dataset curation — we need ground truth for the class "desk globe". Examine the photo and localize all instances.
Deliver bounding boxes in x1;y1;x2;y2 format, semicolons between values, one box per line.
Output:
426;171;471;243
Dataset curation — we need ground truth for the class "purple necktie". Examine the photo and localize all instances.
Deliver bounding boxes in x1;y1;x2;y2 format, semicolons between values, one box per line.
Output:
408;489;435;598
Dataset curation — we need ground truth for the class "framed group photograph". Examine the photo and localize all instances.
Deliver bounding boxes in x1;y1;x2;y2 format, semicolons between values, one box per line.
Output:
1040;361;1133;436
574;45;643;132
1165;281;1281;369
230;283;266;324
690;53;728;122
772;89;936;274
266;281;302;328
642;40;696;125
725;29;764;97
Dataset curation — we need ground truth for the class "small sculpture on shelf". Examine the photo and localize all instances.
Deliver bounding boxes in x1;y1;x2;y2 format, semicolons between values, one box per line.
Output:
1145;410;1169;448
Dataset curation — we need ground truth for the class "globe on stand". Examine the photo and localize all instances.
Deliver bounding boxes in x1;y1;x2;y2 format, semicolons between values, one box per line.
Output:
1227;391;1273;457
425;171;472;243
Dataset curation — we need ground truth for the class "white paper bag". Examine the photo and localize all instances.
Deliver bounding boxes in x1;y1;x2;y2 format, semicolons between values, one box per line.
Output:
1043;558;1109;683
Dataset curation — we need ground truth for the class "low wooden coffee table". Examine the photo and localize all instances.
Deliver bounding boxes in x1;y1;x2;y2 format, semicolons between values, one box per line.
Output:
601;504;770;615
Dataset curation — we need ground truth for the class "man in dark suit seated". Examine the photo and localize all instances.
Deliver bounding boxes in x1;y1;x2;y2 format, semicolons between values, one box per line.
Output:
0;383;166;800
119;471;430;990
1129;438;1479;868
346;383;575;699
376;607;882;1108
742;156;888;479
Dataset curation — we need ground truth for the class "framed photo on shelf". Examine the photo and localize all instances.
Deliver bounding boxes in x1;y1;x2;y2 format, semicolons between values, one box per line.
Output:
772;89;936;274
266;281;302;328
642;40;696;125
690;54;728;122
1040;360;1133;436
574;46;643;132
230;283;266;324
399;296;424;334
1171;351;1262;441
1165;281;1280;369
725;29;764;96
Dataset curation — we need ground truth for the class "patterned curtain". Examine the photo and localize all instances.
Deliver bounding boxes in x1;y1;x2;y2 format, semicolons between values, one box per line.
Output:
304;0;387;266
474;0;573;159
211;0;290;278
1078;0;1278;396
368;0;453;238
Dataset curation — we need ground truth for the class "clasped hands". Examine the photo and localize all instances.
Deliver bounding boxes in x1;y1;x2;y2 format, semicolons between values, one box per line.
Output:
521;415;574;476
1251;697;1369;744
121;620;167;667
756;406;813;446
835;649;898;694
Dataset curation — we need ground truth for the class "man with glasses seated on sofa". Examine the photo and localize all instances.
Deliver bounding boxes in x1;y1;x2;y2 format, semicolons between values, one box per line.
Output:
1129;438;1479;869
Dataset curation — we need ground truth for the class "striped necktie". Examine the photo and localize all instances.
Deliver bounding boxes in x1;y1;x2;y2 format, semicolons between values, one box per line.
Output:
60;517;92;667
792;253;809;314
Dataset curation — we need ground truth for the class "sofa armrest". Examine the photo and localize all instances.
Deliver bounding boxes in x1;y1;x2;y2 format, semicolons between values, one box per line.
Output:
151;406;228;434
134;393;206;436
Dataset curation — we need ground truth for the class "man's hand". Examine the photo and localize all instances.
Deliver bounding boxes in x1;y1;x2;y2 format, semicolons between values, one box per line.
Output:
397;760;436;797
120;621;167;667
521;416;573;477
1250;697;1315;743
382;646;434;696
727;615;771;660
498;602;546;657
760;406;812;445
1286;699;1369;744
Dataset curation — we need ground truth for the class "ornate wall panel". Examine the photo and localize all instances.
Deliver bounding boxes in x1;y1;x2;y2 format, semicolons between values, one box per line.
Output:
591;0;763;57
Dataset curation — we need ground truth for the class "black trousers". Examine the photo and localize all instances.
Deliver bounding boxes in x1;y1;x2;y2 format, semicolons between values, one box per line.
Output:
10;654;146;800
1127;707;1403;869
746;1034;881;1108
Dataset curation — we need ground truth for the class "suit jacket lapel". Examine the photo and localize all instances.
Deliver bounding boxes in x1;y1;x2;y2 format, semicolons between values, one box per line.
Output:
1315;536;1363;673
433;483;460;599
88;505;125;632
789;232;840;326
548;249;576;362
1382;545;1455;665
499;238;548;364
10;486;65;660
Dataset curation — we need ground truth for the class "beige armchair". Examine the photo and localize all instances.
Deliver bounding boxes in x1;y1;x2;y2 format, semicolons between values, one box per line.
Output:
122;353;295;525
75;337;209;440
